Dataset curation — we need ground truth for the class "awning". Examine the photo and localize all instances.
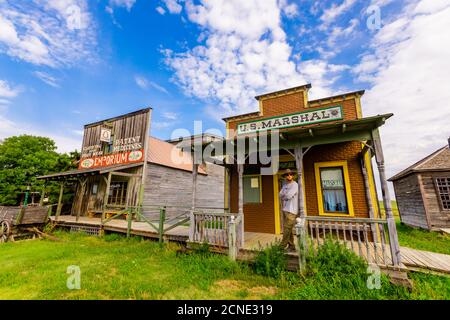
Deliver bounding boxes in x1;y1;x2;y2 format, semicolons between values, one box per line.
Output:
184;113;393;161
37;162;143;181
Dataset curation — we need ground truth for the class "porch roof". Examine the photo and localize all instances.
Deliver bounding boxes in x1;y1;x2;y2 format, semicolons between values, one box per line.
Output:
192;113;393;162
37;163;143;181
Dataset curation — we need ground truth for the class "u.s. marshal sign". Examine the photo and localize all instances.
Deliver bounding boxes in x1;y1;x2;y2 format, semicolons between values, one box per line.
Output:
237;106;343;135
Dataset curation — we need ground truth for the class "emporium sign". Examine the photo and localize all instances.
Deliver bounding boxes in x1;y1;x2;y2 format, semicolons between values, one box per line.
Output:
79;135;145;169
237;106;343;135
79;149;144;169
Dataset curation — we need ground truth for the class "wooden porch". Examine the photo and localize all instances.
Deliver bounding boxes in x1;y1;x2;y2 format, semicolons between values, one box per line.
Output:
48;213;450;274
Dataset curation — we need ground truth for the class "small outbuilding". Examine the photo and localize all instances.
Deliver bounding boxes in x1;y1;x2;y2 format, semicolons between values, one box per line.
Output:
389;138;450;231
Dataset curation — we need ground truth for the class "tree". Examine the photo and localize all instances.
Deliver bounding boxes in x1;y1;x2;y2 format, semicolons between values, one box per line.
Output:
0;135;79;205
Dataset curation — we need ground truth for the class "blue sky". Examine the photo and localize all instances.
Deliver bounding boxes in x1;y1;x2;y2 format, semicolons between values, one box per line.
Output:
0;0;449;179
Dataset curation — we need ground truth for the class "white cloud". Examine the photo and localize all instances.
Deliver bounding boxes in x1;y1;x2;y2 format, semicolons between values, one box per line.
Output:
279;0;298;18
164;0;350;120
0;79;20;98
109;0;136;11
0;99;11;105
72;129;84;136
162;112;178;120
355;0;450;179
320;0;357;26
135;75;169;94
163;0;182;14
0;114;81;152
135;75;149;89
156;6;166;15
152;121;174;129
0;1;96;68
33;71;60;88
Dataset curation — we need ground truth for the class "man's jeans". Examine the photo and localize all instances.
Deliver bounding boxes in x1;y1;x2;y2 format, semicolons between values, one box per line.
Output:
280;211;296;249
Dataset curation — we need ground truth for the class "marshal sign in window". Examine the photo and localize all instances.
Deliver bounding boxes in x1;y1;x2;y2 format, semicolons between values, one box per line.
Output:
320;167;348;213
314;161;354;216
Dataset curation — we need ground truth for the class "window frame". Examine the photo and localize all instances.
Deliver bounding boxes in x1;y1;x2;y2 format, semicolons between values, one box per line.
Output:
108;180;128;206
314;161;354;217
243;174;262;204
434;177;450;211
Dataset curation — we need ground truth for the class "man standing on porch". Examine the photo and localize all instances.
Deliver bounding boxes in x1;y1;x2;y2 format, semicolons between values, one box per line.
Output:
279;169;299;252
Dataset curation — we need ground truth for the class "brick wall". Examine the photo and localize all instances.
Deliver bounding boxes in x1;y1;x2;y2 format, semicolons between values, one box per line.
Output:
226;92;359;136
303;141;369;217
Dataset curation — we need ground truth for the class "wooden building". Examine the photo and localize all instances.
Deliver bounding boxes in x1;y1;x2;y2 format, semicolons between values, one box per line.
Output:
389;139;450;231
188;83;401;266
38;108;224;220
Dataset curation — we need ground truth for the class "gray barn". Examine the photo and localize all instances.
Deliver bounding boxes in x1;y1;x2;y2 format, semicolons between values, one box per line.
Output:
389;138;450;231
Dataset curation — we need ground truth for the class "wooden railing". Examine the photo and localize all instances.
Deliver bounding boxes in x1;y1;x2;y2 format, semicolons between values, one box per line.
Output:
190;211;243;253
303;216;395;266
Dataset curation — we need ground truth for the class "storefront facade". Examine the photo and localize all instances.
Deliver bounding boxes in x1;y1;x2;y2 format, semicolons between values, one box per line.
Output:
222;84;383;235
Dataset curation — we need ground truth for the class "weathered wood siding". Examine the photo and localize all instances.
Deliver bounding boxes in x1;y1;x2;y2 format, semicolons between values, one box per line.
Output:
71;165;143;217
142;163;225;219
420;172;450;229
81;109;150;158
393;174;428;229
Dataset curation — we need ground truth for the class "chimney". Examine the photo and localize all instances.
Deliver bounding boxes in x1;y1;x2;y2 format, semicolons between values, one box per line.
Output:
448;137;450;149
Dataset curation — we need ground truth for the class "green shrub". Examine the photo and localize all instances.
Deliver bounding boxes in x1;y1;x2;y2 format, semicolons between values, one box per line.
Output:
253;242;287;278
104;233;125;242
189;241;211;256
307;240;367;276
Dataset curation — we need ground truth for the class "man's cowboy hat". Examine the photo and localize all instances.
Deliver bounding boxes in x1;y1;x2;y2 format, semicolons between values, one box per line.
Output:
281;168;296;177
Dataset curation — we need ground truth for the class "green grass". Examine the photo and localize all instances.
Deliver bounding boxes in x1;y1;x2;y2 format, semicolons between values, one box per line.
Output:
1;232;449;300
379;200;450;255
395;219;450;255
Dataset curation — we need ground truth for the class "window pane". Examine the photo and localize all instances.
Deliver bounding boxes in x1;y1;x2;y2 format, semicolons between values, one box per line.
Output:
323;189;348;212
436;177;450;210
243;176;260;203
320;167;344;189
320;167;348;213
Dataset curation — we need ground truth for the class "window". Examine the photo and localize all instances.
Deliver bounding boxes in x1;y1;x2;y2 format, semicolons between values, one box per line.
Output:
314;161;354;216
435;177;450;210
108;181;128;206
320;167;348;213
243;175;261;203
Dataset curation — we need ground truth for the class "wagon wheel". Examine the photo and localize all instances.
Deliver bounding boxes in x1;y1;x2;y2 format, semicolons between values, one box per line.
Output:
0;220;11;243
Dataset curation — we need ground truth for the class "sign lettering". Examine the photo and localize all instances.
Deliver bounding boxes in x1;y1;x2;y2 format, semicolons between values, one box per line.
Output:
237;106;343;135
79;149;144;169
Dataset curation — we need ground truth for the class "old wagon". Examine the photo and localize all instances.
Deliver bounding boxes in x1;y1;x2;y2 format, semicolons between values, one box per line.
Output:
0;206;50;242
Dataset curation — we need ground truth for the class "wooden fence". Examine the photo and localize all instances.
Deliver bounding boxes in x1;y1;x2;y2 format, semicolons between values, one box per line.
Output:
190;210;243;260
300;216;396;267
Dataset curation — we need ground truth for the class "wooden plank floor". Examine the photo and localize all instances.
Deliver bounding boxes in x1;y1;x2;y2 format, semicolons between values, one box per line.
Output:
50;216;450;274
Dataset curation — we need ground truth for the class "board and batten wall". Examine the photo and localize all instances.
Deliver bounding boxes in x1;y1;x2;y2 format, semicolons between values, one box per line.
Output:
142;162;225;219
420;172;450;229
392;174;429;229
393;171;450;230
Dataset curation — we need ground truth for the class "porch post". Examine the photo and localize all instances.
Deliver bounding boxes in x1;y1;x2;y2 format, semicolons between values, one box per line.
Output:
226;166;231;212
360;152;377;241
39;183;46;206
237;163;244;245
55;182;64;221
189;163;198;242
76;178;87;222
237;164;244;215
294;144;307;272
101;172;112;224
372;128;401;266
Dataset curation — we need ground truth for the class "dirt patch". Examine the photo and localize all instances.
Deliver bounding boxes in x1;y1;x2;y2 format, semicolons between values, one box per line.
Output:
213;279;277;299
